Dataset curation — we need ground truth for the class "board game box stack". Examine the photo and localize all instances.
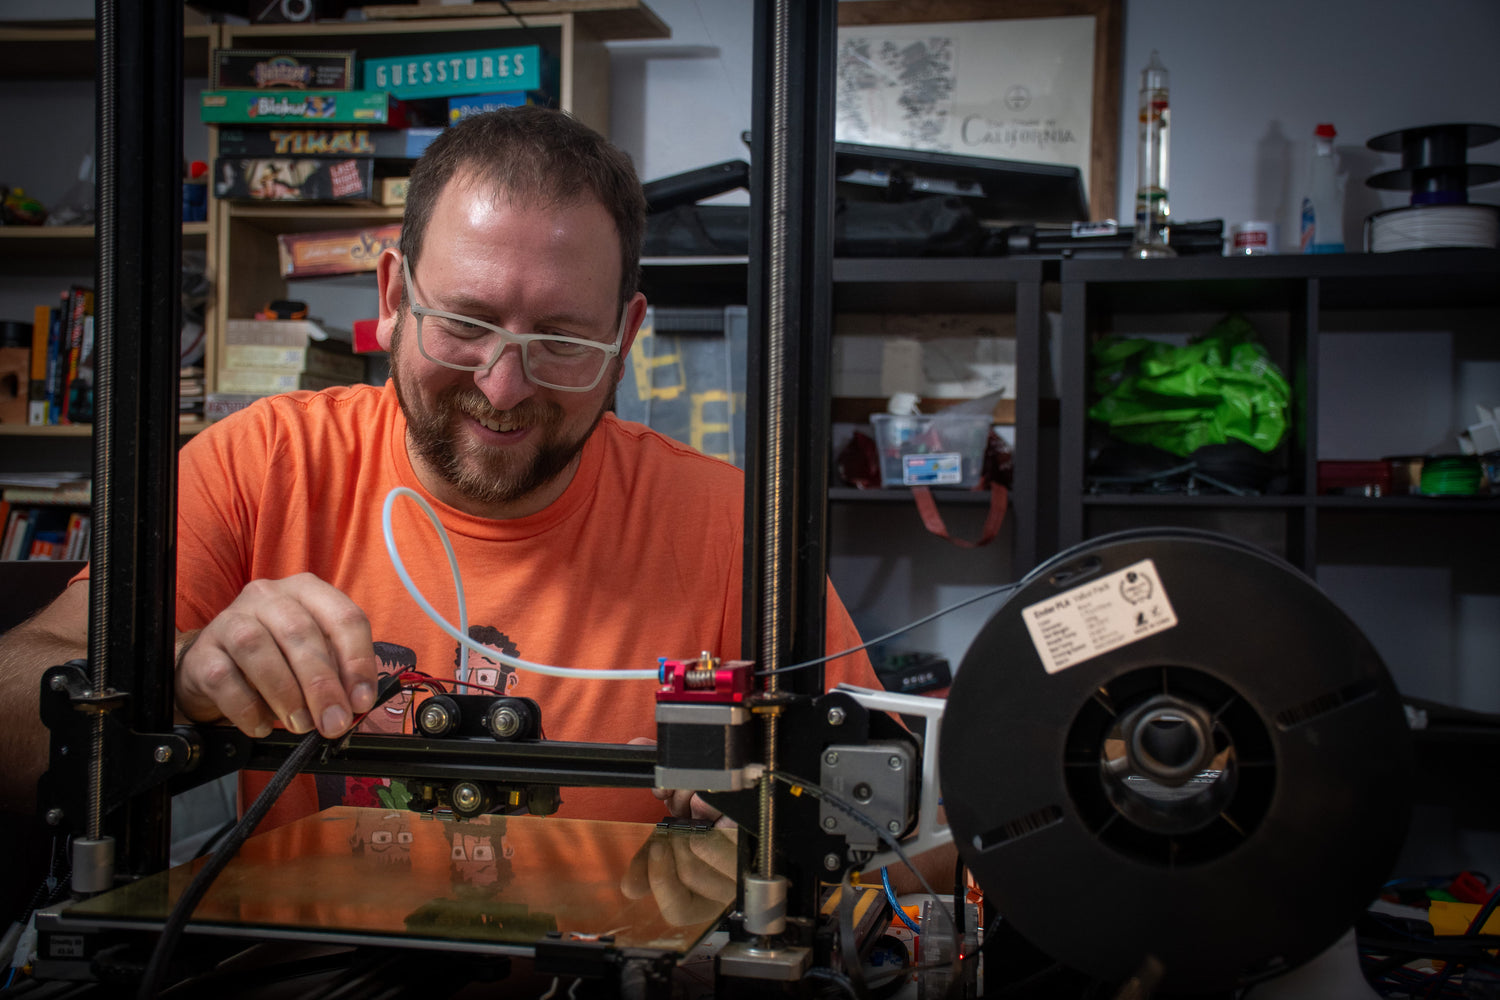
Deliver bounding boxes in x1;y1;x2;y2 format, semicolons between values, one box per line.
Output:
205;48;426;206
209;318;368;420
204;43;558;206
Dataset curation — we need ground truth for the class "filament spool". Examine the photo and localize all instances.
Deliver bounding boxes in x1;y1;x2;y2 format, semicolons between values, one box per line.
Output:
1364;123;1500;250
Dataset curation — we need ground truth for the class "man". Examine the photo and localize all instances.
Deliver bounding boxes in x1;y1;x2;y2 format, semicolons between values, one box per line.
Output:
0;107;877;831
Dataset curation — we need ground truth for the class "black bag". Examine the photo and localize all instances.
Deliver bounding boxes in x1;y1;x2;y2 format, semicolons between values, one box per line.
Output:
834;195;984;256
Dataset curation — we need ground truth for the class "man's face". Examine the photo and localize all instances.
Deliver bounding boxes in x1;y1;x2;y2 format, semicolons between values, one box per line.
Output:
379;174;643;519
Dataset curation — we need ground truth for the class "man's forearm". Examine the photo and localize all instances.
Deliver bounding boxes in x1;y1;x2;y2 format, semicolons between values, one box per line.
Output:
0;582;90;812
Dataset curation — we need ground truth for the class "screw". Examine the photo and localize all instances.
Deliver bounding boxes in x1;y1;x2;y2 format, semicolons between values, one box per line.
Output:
887;820;902;834
59;745;69;757
452;783;482;812
887;755;905;771
822;816;838;830
45;808;64;826
154;745;173;764
223;743;237;758
823;751;839;766
826;707;846;726
823;853;841;871
49;675;67;691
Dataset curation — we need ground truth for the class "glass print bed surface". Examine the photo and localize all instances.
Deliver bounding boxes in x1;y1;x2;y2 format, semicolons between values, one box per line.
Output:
65;807;728;954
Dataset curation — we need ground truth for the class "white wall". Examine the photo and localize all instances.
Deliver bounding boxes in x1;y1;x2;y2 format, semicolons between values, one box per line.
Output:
610;0;1500;243
1115;0;1500;251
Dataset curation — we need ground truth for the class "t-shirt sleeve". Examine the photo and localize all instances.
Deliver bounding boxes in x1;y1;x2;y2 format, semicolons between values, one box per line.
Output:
823;580;880;691
175;405;278;631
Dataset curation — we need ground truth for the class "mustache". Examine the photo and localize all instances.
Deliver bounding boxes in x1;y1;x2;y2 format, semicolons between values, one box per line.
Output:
443;389;549;427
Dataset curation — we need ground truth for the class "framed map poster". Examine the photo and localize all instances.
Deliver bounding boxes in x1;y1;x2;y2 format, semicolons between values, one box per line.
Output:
836;0;1122;221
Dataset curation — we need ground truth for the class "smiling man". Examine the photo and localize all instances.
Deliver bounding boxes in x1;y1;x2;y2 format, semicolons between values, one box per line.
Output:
0;107;878;833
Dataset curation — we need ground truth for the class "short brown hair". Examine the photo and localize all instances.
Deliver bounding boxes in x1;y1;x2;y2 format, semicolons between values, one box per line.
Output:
400;106;646;306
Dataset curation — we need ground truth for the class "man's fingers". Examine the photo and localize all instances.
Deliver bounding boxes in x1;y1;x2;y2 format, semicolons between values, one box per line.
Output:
176;575;374;741
287;573;378;718
671;834;736;903
646;840;700;925
177;639;276;738
689;828;738;879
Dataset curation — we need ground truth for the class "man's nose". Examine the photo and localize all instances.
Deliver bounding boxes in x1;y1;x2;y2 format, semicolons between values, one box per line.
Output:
473;343;535;411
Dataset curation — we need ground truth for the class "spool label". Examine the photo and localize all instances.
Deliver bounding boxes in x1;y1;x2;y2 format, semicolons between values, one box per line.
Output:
1022;559;1178;674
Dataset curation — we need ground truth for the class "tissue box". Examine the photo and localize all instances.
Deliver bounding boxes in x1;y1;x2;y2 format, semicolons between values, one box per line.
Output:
871;412;990;488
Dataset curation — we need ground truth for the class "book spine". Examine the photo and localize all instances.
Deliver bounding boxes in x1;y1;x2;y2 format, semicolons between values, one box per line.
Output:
29;304;51;425
45;298;66;424
59;287;90;425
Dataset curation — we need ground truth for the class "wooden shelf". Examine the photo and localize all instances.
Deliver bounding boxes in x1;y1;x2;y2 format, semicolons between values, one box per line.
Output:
0;23;215;79
0;222;211;262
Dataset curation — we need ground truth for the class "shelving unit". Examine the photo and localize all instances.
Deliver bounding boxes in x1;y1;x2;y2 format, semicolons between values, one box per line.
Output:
208;6;669;395
0;20;217;447
1056;248;1500;714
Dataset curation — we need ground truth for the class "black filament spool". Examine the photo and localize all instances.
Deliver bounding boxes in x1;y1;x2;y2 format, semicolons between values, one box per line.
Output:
940;528;1413;994
1366;122;1500;205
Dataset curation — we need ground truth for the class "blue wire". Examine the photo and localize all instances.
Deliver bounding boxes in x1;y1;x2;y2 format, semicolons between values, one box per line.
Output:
5;965;16;989
882;867;922;936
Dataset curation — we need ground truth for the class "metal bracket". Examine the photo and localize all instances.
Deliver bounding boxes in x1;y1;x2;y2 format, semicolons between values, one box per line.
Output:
831;684;952;872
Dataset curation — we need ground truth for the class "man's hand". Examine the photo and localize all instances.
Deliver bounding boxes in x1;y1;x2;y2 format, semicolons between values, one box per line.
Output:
620;826;738;926
628;737;737;829
175;573;378;739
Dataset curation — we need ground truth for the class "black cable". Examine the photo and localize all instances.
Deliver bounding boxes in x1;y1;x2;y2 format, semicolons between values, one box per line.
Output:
138;728;325;999
839;868;869;999
758;583;1020;676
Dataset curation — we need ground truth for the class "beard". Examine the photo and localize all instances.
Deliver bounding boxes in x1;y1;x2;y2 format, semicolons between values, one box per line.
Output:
390;313;616;509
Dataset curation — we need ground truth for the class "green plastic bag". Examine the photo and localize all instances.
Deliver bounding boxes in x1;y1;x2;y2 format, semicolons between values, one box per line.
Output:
1087;315;1291;458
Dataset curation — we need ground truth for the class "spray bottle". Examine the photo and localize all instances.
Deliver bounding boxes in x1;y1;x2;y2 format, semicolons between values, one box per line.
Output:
1299;123;1345;253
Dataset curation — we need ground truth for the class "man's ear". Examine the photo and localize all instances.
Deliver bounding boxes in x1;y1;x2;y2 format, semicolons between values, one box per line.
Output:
374;249;403;352
615;293;649;382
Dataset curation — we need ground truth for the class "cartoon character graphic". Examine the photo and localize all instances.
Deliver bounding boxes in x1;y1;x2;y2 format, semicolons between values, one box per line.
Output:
348;809;415;869
362;640;418;734
458;625;520;697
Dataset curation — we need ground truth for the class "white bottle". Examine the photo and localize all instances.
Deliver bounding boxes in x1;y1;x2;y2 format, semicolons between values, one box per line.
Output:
1300;123;1345;253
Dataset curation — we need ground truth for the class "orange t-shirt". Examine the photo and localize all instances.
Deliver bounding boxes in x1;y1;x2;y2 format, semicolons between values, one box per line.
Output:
164;383;875;827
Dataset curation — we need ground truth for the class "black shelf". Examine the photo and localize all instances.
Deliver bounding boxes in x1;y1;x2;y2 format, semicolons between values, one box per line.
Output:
1056;249;1500;569
829;487;998;505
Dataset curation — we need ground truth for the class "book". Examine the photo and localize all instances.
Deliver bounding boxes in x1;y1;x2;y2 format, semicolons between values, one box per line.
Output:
224;318;351;346
204;393;268;421
28;304;50;425
44;297;66;424
216;126;442;160
215;369;350;394
221;341;367;382
1;482;93;505
59;286;92;425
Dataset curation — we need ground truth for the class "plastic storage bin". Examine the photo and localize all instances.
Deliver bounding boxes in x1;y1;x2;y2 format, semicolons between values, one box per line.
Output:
870;412;991;488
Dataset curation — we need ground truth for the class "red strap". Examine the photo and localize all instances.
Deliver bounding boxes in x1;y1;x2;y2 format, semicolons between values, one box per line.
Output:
911;483;1008;548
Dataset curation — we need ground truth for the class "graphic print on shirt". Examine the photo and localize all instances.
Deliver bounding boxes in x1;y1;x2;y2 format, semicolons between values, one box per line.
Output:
327;627;523;812
456;624;521;698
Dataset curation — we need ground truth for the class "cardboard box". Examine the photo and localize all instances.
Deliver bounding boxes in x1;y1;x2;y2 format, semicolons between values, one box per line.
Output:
216;126;443;159
211;49;355;90
200;90;407;125
448;90;533;123
363;45;540;100
277;224;402;278
378;177;409;206
213;156;376;202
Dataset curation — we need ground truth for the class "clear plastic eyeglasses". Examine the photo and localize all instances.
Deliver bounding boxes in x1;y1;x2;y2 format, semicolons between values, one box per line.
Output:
402;255;625;392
